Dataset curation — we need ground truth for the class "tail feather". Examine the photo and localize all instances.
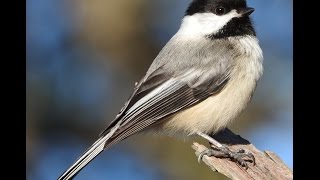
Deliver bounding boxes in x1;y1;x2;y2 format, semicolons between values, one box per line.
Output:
58;124;120;180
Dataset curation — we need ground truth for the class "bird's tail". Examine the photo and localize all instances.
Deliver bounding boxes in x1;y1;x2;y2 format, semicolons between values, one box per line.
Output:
58;123;120;180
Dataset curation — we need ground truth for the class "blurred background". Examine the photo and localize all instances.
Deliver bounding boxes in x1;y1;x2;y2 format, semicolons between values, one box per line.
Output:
26;0;292;179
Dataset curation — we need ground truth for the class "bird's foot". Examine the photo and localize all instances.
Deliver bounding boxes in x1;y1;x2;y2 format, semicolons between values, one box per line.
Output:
198;146;255;169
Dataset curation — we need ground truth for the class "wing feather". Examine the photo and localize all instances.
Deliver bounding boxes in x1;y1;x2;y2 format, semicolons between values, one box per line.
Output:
103;75;228;147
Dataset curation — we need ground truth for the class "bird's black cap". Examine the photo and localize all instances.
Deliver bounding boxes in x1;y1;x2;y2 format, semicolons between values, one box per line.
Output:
185;0;248;16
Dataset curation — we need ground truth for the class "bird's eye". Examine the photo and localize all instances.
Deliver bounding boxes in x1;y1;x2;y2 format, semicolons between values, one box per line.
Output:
215;7;226;15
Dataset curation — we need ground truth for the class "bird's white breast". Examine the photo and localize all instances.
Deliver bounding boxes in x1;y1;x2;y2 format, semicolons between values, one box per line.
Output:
156;36;263;137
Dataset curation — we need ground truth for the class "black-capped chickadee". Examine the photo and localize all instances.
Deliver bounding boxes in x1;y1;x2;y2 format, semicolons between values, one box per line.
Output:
58;0;263;179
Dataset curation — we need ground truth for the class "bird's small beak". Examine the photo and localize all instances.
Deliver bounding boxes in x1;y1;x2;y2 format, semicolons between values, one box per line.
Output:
238;7;255;16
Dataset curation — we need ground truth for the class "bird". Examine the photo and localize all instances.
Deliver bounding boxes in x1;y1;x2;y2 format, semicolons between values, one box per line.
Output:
58;0;263;179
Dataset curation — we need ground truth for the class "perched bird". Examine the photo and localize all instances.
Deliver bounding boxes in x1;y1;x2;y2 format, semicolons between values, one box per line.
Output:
58;0;263;179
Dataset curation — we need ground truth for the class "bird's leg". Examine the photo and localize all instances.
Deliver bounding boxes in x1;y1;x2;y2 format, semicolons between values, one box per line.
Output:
196;132;255;169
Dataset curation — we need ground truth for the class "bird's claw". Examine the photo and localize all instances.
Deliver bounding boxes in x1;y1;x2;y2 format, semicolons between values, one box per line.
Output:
198;146;255;169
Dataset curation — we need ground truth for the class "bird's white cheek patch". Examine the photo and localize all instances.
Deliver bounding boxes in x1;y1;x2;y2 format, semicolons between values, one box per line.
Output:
179;10;241;37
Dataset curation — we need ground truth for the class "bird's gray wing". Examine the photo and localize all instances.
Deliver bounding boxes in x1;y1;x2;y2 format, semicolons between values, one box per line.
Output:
100;63;231;148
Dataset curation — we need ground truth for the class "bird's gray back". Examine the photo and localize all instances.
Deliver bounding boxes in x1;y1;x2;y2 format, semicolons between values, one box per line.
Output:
145;33;241;87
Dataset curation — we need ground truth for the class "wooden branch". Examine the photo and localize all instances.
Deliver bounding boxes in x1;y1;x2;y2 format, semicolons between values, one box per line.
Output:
192;128;293;180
